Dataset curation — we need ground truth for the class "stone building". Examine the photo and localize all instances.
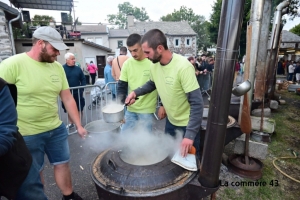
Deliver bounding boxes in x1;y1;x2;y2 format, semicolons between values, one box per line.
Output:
279;30;300;61
0;1;22;62
127;15;197;57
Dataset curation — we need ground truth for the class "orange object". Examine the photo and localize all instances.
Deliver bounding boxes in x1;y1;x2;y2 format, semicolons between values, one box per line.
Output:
188;146;196;155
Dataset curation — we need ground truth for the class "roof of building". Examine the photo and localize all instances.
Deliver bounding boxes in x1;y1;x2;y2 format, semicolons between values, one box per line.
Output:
282;30;300;43
128;21;197;36
109;29;130;38
0;1;22;28
65;25;108;34
15;38;112;52
82;40;112;52
8;0;73;11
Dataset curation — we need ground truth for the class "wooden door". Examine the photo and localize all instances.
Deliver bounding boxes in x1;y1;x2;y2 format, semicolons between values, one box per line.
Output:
96;56;106;78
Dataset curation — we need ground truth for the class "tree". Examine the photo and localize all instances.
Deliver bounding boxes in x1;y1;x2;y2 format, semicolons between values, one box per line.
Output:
107;2;150;28
161;6;200;24
31;15;55;26
208;0;251;58
160;6;212;52
208;0;299;58
66;13;82;26
13;15;53;39
290;24;300;36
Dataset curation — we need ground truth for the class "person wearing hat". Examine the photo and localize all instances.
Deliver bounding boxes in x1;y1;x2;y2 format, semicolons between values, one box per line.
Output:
0;26;86;200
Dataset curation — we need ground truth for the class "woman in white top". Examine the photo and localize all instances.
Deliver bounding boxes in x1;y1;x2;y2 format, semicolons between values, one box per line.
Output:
288;62;295;81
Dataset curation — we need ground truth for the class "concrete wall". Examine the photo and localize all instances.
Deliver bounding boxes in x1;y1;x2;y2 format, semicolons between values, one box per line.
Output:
109;37;127;54
0;9;13;62
14;39;109;66
280;42;298;49
81;34;109;48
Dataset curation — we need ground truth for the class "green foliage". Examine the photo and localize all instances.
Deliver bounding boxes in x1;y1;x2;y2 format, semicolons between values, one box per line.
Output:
207;0;222;46
208;0;251;59
160;6;200;24
160;6;212;52
289;24;300;36
12;23;31;39
31;15;55;26
208;0;299;58
107;2;150;29
67;14;82;26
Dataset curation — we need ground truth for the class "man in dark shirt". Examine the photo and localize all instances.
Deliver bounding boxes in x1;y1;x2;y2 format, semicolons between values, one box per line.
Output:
0;78;33;199
62;52;86;130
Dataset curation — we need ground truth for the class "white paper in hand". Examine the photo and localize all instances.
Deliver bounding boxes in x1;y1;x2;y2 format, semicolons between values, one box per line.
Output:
171;150;197;171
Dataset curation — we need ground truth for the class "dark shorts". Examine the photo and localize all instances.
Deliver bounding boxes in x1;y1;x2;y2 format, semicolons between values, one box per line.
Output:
62;93;85;113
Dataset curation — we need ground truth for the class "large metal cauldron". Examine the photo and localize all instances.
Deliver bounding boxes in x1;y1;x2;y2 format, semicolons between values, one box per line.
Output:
91;149;198;200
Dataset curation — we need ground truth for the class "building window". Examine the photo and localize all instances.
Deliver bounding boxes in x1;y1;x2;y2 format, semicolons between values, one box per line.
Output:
186;38;191;46
95;37;103;45
65;43;75;47
174;38;180;47
22;43;33;46
118;40;123;48
86;37;94;42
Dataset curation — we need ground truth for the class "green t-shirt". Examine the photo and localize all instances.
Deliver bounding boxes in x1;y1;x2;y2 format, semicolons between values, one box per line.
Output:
0;53;69;136
150;53;199;126
120;57;157;113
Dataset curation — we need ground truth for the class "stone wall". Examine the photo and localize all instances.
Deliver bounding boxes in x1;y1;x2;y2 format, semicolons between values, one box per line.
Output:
0;9;12;63
167;35;197;56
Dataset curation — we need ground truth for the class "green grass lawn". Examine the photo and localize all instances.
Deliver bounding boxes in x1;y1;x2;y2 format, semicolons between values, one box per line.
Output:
217;90;300;200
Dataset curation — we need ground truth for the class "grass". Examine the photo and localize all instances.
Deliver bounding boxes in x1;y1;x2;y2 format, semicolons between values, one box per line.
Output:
217;90;300;200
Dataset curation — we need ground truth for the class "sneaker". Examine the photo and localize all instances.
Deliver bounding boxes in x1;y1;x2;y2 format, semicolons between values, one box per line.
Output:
62;192;83;200
66;123;75;129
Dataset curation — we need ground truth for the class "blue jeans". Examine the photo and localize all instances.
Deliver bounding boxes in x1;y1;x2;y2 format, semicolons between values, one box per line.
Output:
16;123;70;200
288;73;294;81
121;110;153;134
165;117;201;160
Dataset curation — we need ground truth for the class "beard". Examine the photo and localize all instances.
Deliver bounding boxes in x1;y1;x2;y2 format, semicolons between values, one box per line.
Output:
150;51;162;64
39;46;56;63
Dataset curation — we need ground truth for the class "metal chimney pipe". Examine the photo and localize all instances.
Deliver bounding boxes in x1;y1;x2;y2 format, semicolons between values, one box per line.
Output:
282;7;289;15
269;1;290;50
8;12;21;55
247;0;265;106
266;0;289;98
253;0;272;102
199;0;245;188
269;23;286;99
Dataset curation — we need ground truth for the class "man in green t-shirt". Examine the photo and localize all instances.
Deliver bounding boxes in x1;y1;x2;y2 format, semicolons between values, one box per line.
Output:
117;33;166;133
125;29;204;158
0;26;86;200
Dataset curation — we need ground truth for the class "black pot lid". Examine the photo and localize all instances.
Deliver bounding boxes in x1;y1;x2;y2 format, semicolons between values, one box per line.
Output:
91;149;197;197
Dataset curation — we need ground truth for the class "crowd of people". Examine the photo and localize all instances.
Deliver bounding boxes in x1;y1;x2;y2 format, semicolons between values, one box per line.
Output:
277;59;300;83
188;54;215;92
0;26;206;199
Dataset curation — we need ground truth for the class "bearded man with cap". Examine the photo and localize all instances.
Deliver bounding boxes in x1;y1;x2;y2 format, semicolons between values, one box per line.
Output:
0;26;86;200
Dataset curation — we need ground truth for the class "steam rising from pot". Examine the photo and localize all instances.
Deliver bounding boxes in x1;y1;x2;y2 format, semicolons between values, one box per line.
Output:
84;120;183;166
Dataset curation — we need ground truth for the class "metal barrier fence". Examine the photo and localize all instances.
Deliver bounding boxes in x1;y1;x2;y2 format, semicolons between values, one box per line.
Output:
58;80;160;135
198;72;213;97
57;85;101;135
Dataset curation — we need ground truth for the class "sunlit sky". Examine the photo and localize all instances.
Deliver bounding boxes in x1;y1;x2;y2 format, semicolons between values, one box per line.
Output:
1;0;299;30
